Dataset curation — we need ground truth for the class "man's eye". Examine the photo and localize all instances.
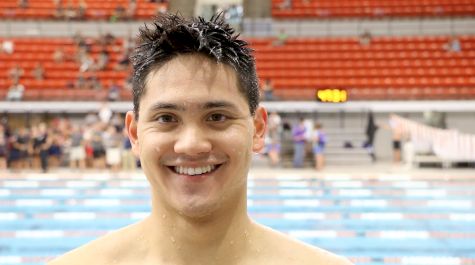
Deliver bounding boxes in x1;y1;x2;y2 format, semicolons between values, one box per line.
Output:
156;115;177;123
207;113;227;122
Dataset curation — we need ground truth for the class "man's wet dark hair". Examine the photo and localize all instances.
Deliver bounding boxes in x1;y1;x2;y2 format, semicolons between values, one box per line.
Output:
131;13;259;119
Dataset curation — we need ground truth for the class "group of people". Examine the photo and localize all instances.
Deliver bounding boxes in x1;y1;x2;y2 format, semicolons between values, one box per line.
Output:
0;105;136;173
4;31;135;101
264;112;327;170
52;0;166;21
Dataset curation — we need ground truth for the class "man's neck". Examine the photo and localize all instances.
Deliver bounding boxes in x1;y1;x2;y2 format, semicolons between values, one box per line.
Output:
142;195;254;265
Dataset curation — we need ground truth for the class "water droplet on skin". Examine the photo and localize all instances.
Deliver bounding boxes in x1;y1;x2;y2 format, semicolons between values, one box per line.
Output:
161;214;167;219
170;236;176;243
229;240;234;245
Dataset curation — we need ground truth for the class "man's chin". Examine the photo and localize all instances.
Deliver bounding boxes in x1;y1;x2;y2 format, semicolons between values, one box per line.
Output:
174;199;221;220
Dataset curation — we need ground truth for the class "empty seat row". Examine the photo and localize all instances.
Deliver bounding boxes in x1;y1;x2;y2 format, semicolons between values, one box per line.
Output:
272;0;475;18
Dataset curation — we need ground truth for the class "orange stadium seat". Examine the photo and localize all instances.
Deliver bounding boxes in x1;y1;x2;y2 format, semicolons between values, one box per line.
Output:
1;35;475;101
272;0;475;19
0;0;167;20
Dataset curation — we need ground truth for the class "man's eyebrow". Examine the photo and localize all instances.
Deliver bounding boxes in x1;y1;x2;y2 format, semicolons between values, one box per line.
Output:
203;100;240;111
148;102;185;112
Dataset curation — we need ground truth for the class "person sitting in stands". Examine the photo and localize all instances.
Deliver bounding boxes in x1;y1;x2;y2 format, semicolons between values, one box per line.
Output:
6;80;25;101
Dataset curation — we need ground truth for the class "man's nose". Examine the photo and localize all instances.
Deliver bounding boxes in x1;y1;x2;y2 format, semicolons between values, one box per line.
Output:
174;126;212;155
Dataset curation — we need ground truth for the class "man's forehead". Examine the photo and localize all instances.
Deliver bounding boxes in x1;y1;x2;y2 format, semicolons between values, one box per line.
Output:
146;54;237;85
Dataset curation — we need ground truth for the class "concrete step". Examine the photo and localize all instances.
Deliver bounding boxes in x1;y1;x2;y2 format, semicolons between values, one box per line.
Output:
326;155;373;164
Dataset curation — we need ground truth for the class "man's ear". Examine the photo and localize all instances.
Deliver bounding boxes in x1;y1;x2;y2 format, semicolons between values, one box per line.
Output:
252;106;268;153
125;111;140;157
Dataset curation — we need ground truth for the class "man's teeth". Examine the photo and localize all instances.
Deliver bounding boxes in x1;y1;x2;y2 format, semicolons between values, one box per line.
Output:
174;165;216;175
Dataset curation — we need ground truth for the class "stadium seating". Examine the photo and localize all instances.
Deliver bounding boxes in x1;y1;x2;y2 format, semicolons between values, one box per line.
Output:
0;37;133;101
1;35;475;101
0;0;167;20
254;35;475;100
272;0;475;19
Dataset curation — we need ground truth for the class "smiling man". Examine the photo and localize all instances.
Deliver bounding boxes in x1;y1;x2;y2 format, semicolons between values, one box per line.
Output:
48;14;352;265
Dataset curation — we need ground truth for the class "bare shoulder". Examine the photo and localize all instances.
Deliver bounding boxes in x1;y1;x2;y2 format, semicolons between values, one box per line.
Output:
253;224;353;265
47;234;112;265
47;222;141;265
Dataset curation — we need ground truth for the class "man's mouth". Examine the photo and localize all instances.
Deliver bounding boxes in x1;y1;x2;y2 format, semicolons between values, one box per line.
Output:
169;164;222;176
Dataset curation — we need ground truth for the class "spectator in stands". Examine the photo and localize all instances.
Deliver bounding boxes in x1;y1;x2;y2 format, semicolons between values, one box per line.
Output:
97;32;115;47
272;29;288;46
85;111;99;126
90;122;106;169
75;73;87;89
114;50;131;71
8;127;30;170
364;111;378;162
64;2;78;20
444;36;461;53
53;47;65;63
0;124;6;170
68;124;86;170
53;3;65;20
79;54;96;72
6;80;25;101
110;5;126;22
8;64;24;82
262;79;275;101
29;125;41;169
292;117;307;167
266;111;282;166
279;0;292;9
107;81;121;101
77;0;87;20
73;31;90;51
103;125;122;172
48;130;63;169
126;0;137;20
96;49;109;71
359;30;372;46
90;76;103;90
36;123;50;173
389;114;403;163
18;0;28;8
312;122;326;170
32;63;45;80
98;102;112;124
1;39;14;54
